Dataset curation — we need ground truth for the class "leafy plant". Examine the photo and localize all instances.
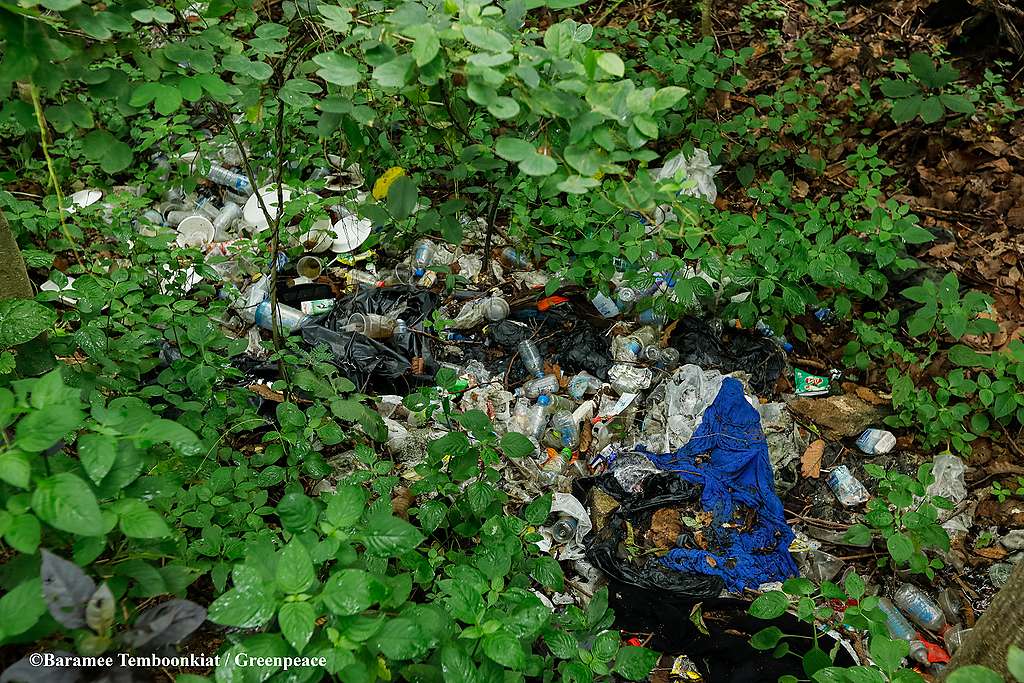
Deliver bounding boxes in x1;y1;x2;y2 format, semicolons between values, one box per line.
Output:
901;273;998;340
879;53;976;124
990;478;1024;504
843;462;952;579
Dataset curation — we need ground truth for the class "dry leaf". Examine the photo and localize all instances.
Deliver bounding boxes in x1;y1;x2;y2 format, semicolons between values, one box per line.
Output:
801;440;826;479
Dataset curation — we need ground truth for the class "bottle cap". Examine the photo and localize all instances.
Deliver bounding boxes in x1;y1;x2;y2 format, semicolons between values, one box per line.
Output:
537;395;551;406
414;267;425;277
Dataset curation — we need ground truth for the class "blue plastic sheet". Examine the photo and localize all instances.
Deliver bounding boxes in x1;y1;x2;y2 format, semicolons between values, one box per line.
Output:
639;377;799;592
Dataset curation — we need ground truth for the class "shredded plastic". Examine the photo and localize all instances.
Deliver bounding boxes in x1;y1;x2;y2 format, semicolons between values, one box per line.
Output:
640;377;799;592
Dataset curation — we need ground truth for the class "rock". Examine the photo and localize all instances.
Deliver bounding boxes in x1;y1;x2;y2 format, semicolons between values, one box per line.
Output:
989;562;1013;588
1000;529;1024;551
786;394;886;438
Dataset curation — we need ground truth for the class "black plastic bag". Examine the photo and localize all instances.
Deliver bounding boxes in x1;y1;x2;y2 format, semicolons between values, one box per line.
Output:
575;473;726;598
669;316;785;394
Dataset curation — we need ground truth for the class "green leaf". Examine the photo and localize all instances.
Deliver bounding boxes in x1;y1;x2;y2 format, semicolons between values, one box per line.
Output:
32;473;103;536
890;96;921;123
920;95;945;124
278;601;316;653
650;86;687;110
207;568;276;628
596;52;625;78
0;299;55;350
408;25;440;66
318;4;352;32
524;493;552;525
1007;645;1024;681
614;646;659;681
946;666;1004;683
495;136;534;162
749;591;789;619
0;578;46;638
802;647;832;678
373;55;414;88
531;556;564;590
544;629;578;659
939;93;975;114
870;636;908;675
441;644;479;683
276;492;318;533
326;485;367;528
879;80;919;98
487;96;520;119
483;631;526;669
519;152;558;176
360;514;424;556
277;540;315;594
500;432;536;458
4;515;41;554
375;617;427;660
387;176;418;220
116;499;171;538
900;225;933;244
0;451;30;489
323;569;386;615
313;51;361;87
16;401;83;453
463;25;512;53
78;433;118;484
887;533;915;565
844;572;865;599
750;626;784;650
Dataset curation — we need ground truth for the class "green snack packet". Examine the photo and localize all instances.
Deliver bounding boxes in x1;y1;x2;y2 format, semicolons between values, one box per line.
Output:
795;368;830;396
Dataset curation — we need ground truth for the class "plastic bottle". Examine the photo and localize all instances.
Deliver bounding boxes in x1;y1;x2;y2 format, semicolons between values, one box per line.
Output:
518;340;545;377
519;374;559;399
637;308;668;326
827;465;870;507
591;291;620;318
568;371;602;400
943;625;970;655
856;428;896;455
523;404;547;440
212;201;241;239
394;319;408;335
347;270;384;288
499;247;530;269
615;286;640;313
639;345;662;363
623;327;660;357
551;410;579;449
540;395;573;415
480;297;509;322
412;238;436;277
937;588;962;627
893;583;946;632
551;516;579;543
206;163;252;194
877;598;930;664
660;347;681;370
343;312;396;339
254;300;310;332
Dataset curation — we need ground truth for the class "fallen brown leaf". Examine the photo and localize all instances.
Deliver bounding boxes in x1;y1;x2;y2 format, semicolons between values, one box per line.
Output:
801;440;826;479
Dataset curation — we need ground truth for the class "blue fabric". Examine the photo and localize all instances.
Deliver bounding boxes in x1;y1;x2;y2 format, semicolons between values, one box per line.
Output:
640;377;799;592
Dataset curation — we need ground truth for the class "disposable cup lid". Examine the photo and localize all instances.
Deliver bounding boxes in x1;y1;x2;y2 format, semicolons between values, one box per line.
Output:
243;185;293;231
66;189;103;213
331;213;372;253
176;215;215;247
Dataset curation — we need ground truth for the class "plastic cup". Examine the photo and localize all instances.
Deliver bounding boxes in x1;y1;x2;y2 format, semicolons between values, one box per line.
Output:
175;215;215;248
296;256;323;279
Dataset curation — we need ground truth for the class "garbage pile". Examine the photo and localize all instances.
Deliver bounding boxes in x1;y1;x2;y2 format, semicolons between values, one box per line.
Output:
53;147;1018;680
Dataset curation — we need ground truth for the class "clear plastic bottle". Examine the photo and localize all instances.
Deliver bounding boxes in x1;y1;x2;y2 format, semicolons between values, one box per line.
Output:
254;300;310;332
639;345;662;363
523;404;547;440
827;465;870;507
343;312;396;339
412;238;436;277
568;371;602;400
893;583;946;632
551;410;579;449
615;286;640;313
518;340;545;377
212;201;241;239
878;598;930;664
637;308;668;326
551;516;578;543
519;374;559;399
207;163;252;194
856;428;897;455
540;395;573;414
347;269;384;288
624;327;660;357
499;247;530;269
659;347;681;370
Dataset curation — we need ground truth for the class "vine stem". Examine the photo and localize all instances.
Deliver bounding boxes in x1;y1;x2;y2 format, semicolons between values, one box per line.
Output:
29;84;82;266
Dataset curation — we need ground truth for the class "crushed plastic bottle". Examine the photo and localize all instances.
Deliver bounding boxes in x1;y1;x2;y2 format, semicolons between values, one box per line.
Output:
827;465;869;507
856;428;896;455
523;404;547;440
346;269;385;289
659;347;681;370
212;201;241;239
551;410;580;449
412;238;436;277
639;345;662;363
591;291;620;318
519;374;559;400
608;364;653;394
518;340;545;377
893;583;946;632
498;246;530;269
623;327;660;357
568;372;602;400
254;300;311;332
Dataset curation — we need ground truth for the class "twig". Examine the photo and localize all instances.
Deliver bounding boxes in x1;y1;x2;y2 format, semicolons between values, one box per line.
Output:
29;85;82;266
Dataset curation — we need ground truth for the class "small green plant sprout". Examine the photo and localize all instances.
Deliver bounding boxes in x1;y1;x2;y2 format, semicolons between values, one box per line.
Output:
879;52;976;124
990;478;1024;503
